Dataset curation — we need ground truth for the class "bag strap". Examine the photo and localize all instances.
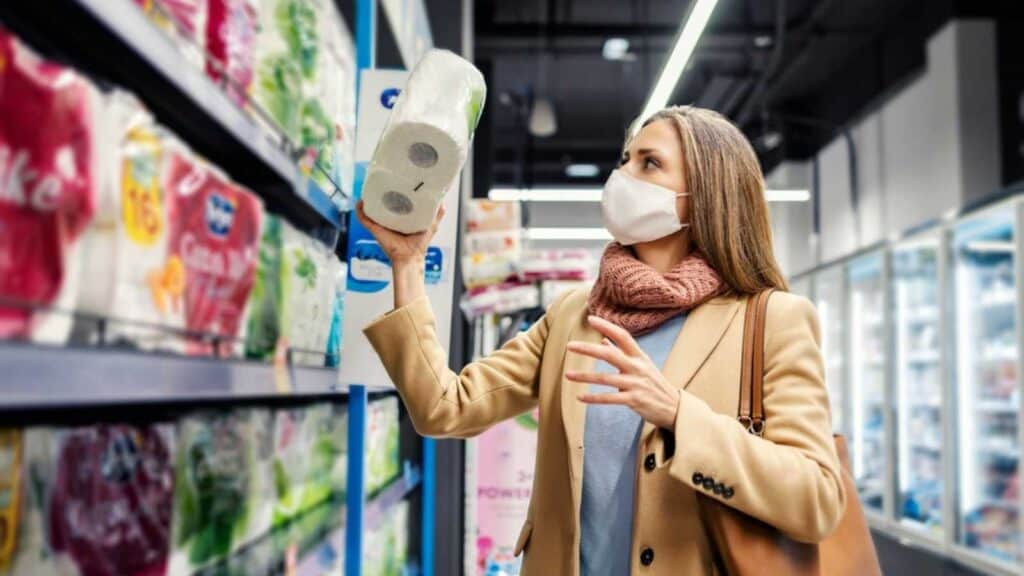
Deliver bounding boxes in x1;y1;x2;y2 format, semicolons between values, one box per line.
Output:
738;289;774;437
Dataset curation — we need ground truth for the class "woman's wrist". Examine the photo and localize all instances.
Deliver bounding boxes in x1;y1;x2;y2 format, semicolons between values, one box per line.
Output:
392;256;427;310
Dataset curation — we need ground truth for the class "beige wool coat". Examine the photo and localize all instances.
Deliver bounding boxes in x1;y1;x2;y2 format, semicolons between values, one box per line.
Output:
365;288;845;575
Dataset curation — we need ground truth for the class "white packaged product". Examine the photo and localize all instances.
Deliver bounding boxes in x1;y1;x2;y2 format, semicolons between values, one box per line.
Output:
280;221;338;365
361;49;485;234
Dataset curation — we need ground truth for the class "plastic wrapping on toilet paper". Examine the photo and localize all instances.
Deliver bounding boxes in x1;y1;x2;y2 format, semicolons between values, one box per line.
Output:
279;221;337;365
253;0;314;144
0;28;99;344
164;149;263;356
325;261;347;367
10;424;175;576
205;0;258;106
74;92;183;348
244;213;285;360
133;0;208;68
170;410;261;573
362;49;486;234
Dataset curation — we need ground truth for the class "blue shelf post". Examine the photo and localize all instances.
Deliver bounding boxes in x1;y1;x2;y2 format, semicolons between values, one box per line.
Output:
422;437;436;576
346;1;374;575
345;385;368;576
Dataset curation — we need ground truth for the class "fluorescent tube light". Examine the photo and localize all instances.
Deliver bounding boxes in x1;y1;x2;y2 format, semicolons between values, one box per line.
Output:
489;188;603;202
524;227;612;241
764;189;811;202
565;163;600;178
490;187;808;203
964;240;1015;254
640;0;721;120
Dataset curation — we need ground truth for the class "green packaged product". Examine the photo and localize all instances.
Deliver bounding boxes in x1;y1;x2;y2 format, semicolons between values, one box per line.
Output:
244;215;284;360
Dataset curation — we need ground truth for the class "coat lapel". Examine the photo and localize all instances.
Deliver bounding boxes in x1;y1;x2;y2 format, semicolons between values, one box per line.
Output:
661;296;744;391
560;314;601;489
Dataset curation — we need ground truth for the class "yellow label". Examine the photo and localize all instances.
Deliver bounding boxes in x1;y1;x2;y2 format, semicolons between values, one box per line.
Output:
121;128;164;246
0;430;23;570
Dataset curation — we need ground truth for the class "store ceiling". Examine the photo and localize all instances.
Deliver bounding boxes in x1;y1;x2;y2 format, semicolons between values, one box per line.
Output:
473;0;1024;195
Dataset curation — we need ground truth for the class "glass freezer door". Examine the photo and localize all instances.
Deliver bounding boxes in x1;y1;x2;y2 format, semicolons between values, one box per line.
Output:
953;204;1021;566
892;236;944;535
814;266;847;436
847;251;889;514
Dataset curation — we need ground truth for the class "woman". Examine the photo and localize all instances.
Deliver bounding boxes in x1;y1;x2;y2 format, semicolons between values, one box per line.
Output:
357;106;844;576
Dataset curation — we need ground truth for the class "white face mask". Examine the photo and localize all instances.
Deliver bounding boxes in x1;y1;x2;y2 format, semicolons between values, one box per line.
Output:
601;169;689;246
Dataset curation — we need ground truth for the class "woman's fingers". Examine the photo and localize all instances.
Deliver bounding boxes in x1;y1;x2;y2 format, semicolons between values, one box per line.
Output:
565;371;638;390
577;391;633;406
566;340;630;372
587;315;644;357
356;201;389;238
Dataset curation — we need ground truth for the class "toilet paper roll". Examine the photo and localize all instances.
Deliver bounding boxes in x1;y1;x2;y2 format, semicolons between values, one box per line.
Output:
362;49;486;234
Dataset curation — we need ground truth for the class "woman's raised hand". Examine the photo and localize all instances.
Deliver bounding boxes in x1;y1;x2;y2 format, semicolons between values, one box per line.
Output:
566;316;681;430
355;200;446;265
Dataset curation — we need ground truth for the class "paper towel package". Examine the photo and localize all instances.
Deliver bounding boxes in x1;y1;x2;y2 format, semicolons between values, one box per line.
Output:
362;49;486;234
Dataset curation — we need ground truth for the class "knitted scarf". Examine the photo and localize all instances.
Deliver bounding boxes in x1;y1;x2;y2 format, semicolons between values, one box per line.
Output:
587;242;725;335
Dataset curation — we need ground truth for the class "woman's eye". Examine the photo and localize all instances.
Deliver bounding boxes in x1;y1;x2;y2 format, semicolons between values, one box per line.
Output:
644;158;659;170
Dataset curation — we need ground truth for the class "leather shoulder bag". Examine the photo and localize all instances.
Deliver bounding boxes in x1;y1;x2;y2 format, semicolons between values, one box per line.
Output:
696;289;882;576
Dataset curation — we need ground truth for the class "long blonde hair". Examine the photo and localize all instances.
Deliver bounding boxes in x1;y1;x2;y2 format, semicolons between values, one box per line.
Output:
630;106;789;294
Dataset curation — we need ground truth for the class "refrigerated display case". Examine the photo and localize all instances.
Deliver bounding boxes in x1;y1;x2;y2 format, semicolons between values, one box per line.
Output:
951;199;1022;569
847;250;890;516
892;232;945;537
813;265;847;436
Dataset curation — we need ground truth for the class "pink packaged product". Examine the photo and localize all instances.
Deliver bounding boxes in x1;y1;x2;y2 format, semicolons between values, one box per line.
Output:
163;149;263;356
517;249;596;282
0;27;98;343
205;0;258;106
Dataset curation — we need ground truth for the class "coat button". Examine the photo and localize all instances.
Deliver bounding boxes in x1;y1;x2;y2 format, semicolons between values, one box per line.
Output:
692;472;704;486
640;547;655;566
713;483;724;495
703;477;715;491
644;454;657;471
723;486;735;499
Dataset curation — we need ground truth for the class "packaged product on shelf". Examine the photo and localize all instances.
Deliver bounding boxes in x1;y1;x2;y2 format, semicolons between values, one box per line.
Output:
10;424;175;576
164;149;264;356
0;28;100;344
366;397;400;495
460;281;541;320
253;0;316;145
280;222;336;366
271;407;313;526
518;248;596;282
0;430;22;571
324;261;347;368
205;0;259;106
134;0;208;68
74;92;184;349
170;410;259;573
296;0;356;208
244;214;285;360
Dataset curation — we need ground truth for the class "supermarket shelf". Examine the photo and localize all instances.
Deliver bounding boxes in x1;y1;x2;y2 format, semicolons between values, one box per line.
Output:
0;0;342;232
365;466;423;532
973;499;1020;511
910;441;943;452
0;341;362;409
977;445;1020;459
905;351;941;364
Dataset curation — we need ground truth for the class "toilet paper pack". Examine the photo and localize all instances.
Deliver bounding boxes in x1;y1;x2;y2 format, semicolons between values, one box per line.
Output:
279;222;337;366
362;49;485;234
243;213;284;360
0;28;99;344
164;151;264;356
74;92;183;349
253;0;315;145
205;0;259;106
10;424;175;576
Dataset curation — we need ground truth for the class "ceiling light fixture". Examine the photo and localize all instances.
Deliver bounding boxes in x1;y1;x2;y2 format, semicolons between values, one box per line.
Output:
764;189;811;202
640;0;721;120
565;163;601;178
602;38;631;61
524;227;613;241
490;187;810;203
